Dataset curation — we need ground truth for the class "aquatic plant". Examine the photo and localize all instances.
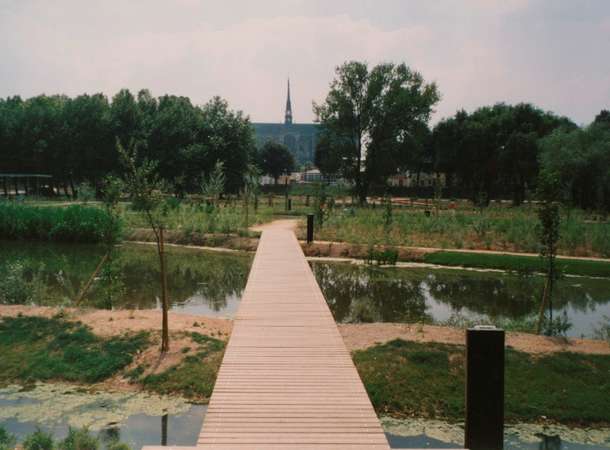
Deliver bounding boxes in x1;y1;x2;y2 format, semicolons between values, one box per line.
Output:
23;428;54;450
0;426;16;450
0;203;121;243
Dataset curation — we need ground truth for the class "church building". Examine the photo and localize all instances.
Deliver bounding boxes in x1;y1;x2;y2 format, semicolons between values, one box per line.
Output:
252;79;320;166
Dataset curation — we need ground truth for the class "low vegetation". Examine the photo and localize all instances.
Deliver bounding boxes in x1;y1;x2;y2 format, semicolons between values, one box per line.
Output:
354;339;610;425
0;315;148;384
424;252;610;278
137;332;226;401
315;205;610;258
0;203;121;243
0;425;131;450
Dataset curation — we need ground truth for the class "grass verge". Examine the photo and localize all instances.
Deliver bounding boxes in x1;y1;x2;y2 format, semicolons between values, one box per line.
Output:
133;332;226;401
424;251;610;278
354;339;610;425
0;315;148;384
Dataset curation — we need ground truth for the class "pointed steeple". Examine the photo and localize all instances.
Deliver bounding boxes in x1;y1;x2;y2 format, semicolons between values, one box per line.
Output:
284;78;293;125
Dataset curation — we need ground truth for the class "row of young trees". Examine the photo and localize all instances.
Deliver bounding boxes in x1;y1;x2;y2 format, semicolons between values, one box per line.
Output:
0;89;257;194
314;61;610;210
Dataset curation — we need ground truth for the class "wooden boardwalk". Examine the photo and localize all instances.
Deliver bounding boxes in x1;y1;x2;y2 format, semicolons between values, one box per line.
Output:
198;227;391;449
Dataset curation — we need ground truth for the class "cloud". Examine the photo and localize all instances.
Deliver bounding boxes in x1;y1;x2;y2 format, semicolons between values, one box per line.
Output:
0;0;608;124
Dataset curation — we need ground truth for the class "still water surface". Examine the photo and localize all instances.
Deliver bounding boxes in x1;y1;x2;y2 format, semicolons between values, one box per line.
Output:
1;241;609;337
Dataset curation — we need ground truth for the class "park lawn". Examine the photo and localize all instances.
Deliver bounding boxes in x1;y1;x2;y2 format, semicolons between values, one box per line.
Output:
353;339;610;425
424;251;610;278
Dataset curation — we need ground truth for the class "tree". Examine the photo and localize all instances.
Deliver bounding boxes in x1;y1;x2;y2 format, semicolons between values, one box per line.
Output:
201;160;226;207
117;139;171;353
259;141;295;184
539;124;610;212
314;61;440;203
536;169;562;335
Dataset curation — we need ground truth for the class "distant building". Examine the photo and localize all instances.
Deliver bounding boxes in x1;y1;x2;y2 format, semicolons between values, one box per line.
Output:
252;79;320;166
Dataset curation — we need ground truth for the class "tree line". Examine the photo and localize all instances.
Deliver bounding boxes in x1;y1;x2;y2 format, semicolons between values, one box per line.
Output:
314;61;610;210
0;89;261;195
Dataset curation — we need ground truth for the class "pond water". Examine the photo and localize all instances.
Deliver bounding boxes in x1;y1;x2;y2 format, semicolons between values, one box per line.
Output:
2;241;610;337
1;384;608;450
0;241;252;316
311;262;610;338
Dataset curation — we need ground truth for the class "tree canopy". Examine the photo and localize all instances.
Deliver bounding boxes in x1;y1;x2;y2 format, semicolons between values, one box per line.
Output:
258;141;295;184
314;61;440;202
431;103;576;204
0;90;255;195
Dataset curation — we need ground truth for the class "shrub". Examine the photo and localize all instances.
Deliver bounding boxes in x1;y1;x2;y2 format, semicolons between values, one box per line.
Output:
0;203;121;243
0;262;47;305
0;426;17;450
58;428;99;450
23;429;54;450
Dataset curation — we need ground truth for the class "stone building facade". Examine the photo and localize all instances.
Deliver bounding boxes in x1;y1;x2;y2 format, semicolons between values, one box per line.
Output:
252;79;320;166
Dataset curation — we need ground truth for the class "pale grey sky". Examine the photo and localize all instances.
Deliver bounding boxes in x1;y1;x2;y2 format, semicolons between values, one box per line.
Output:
1;0;609;124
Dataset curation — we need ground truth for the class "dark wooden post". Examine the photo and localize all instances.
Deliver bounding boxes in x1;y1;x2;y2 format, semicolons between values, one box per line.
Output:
307;214;314;244
465;326;505;450
287;198;292;211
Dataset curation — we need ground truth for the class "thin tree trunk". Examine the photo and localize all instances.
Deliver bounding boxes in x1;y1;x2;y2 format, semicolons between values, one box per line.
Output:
158;227;170;353
74;252;109;306
537;255;554;334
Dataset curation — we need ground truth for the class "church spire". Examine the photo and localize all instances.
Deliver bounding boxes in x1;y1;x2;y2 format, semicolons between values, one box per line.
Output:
284;77;293;125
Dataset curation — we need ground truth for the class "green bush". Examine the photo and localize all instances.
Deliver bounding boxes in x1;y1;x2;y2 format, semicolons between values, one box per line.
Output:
0;426;17;450
0;262;47;305
23;429;54;450
58;428;99;450
0;203;121;243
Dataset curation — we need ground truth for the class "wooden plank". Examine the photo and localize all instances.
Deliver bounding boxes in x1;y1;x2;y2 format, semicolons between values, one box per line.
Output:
196;228;390;449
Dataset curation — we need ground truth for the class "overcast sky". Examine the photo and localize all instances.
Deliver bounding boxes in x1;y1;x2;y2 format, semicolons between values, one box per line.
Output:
1;0;609;125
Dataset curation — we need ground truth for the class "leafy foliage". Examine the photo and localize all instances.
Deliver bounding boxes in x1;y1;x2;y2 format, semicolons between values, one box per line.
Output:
258;141;295;184
0;202;121;243
314;61;440;202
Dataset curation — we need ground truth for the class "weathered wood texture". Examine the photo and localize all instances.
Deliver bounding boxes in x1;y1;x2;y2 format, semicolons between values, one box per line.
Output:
198;229;390;449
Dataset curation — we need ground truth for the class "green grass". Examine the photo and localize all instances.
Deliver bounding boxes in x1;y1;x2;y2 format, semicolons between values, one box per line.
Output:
313;205;610;258
0;315;149;384
138;332;225;400
424;251;610;278
353;339;610;425
0;202;120;243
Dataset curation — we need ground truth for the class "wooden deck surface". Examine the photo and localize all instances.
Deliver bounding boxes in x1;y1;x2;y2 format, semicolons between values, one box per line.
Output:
198;228;390;449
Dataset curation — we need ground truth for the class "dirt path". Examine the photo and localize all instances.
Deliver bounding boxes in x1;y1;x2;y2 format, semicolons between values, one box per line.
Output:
2;306;608;355
339;323;610;355
250;218;299;233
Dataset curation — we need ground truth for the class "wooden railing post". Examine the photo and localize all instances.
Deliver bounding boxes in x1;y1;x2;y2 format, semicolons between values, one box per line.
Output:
307;214;314;244
465;326;505;450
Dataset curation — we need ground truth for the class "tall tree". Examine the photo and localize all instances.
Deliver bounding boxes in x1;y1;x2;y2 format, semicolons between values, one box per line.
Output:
259;141;295;184
314;61;440;203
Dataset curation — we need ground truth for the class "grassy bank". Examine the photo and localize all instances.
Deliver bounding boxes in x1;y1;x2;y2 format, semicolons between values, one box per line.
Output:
0;314;226;401
314;205;610;258
0;315;148;384
0;203;120;243
354;339;610;425
424;251;610;278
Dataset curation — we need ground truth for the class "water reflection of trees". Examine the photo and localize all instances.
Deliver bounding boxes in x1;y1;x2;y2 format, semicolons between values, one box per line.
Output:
312;263;432;323
1;241;252;311
311;262;610;325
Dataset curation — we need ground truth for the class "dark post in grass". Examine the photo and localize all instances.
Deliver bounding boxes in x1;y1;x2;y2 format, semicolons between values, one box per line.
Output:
465;326;505;450
307;214;314;243
287;198;292;211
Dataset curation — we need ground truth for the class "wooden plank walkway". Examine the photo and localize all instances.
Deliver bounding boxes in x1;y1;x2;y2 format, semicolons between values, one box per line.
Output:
198;227;391;449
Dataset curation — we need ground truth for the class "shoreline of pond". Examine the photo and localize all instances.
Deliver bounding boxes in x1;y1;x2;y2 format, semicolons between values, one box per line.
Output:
1;308;609;431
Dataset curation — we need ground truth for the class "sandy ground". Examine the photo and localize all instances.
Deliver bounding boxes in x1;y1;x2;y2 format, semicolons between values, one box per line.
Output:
0;305;232;338
250;218;298;233
339;322;610;355
1;306;608;355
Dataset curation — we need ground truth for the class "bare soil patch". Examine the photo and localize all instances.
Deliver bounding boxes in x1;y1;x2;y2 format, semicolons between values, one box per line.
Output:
339;323;610;355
